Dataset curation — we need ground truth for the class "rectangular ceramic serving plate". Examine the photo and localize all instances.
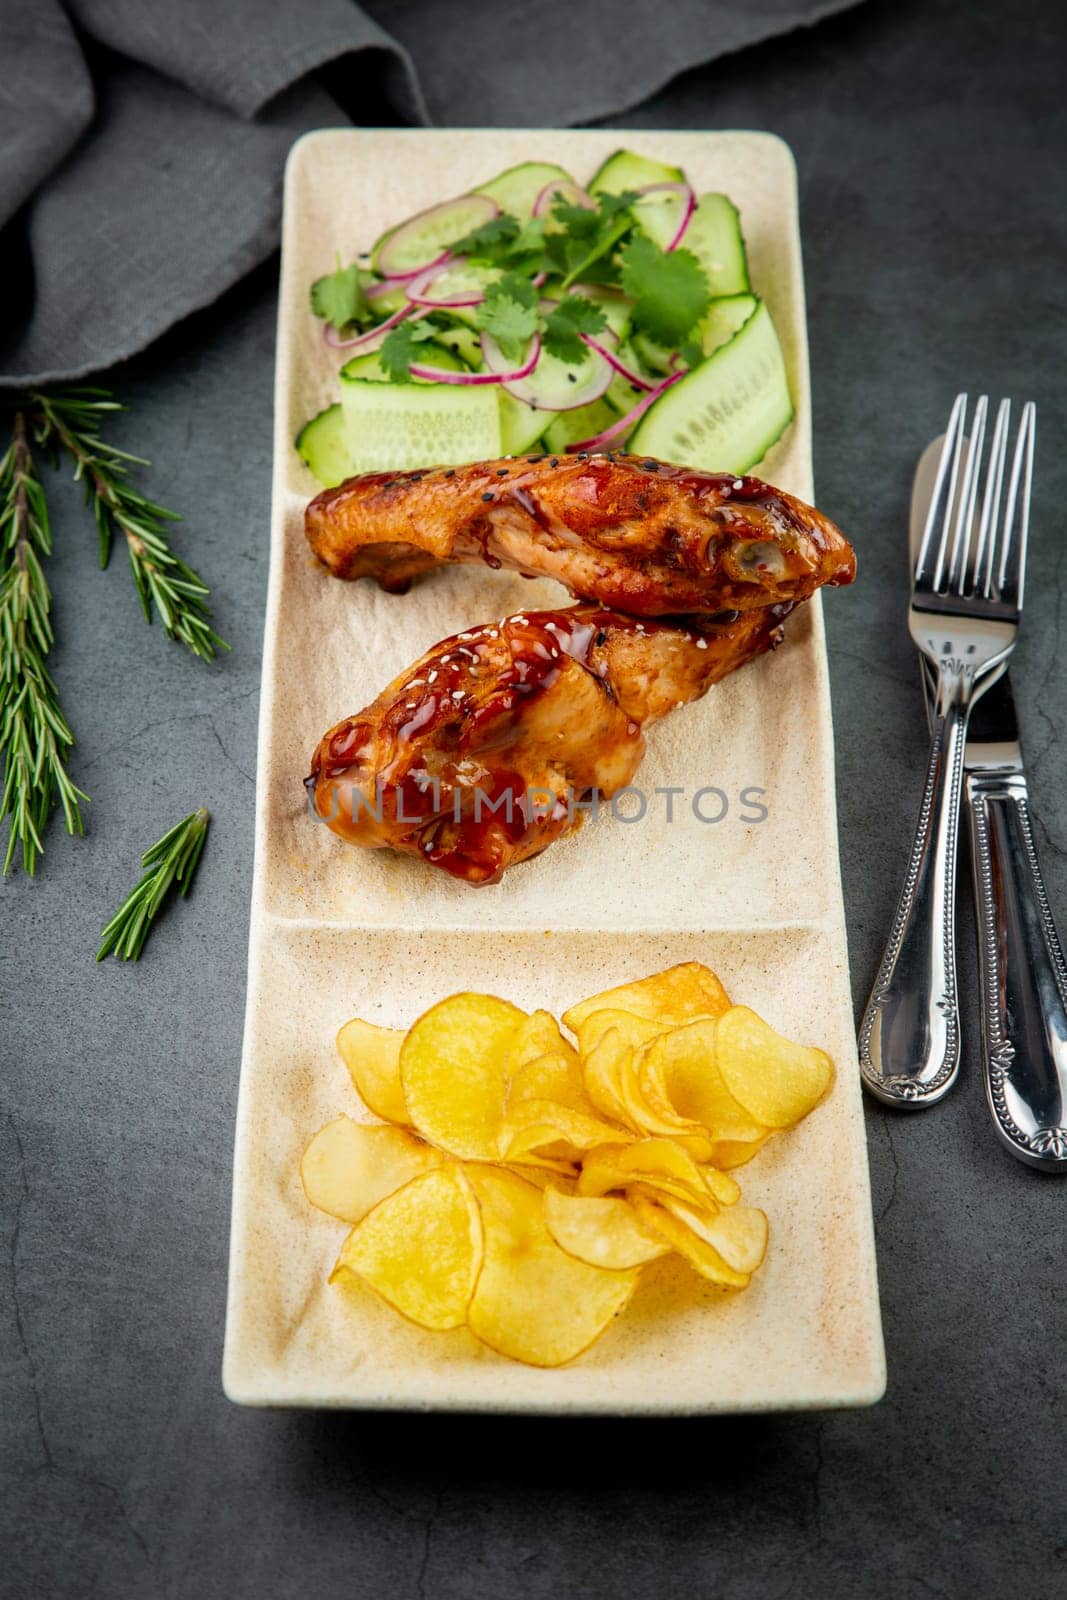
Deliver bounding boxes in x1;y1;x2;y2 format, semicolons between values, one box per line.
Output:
223;129;885;1413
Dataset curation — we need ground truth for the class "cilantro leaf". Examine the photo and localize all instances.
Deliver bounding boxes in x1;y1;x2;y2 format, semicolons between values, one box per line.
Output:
310;262;369;330
474;275;540;360
448;212;521;260
378;318;439;381
541;296;608;364
543;192;639;290
619;234;710;348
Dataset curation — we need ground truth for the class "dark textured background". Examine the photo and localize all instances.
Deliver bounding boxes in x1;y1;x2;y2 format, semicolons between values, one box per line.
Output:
3;0;1066;1595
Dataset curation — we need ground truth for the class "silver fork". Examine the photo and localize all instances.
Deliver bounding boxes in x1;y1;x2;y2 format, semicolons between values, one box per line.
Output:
859;393;1036;1107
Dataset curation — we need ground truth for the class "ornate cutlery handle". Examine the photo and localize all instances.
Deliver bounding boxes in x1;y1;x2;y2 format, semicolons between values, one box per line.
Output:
859;698;967;1106
967;771;1067;1169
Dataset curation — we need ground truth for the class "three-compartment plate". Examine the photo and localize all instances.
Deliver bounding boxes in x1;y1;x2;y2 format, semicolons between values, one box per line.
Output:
223;128;885;1413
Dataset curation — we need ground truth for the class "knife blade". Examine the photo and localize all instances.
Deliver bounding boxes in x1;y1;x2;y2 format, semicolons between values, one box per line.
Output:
910;435;1067;1169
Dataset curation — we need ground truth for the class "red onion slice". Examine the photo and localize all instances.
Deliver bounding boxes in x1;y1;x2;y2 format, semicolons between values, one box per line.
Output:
532;180;595;217
580;334;657;391
374;193;499;279
566;370;686;451
404;260;487;308
323;303;414;351
410;336;541;386
482;329;614;409
635;181;697;250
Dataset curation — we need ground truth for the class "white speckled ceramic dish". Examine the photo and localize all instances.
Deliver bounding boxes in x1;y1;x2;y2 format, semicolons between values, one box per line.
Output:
223;129;885;1413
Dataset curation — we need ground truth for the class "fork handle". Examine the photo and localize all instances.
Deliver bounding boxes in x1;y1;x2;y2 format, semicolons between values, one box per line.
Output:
859;694;967;1106
967;771;1067;1168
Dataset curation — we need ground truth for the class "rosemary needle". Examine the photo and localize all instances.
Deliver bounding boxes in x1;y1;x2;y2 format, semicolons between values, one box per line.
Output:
97;808;210;962
33;388;228;663
0;411;88;874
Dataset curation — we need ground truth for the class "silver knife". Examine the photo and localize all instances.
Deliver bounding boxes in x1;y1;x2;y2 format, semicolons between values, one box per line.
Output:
912;436;1067;1169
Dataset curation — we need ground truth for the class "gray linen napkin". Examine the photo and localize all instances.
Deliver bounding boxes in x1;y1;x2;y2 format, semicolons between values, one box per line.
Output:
0;0;863;387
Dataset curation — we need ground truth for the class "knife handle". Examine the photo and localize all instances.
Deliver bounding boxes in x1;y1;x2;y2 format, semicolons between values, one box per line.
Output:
859;698;966;1107
967;771;1067;1169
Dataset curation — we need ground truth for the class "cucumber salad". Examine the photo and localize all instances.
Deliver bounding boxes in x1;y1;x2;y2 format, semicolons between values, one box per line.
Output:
297;149;793;487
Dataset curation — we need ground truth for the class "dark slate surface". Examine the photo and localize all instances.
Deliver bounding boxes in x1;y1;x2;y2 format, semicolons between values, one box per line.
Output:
3;0;1065;1594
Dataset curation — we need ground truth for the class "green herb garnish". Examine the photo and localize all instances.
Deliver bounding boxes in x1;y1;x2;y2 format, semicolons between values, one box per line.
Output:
620;235;710;348
96;807;210;962
311;261;370;331
0;413;88;875
33;390;228;664
378;319;442;381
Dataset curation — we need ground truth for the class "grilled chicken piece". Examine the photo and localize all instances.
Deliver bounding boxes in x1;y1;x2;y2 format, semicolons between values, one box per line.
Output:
305;452;855;615
306;601;792;885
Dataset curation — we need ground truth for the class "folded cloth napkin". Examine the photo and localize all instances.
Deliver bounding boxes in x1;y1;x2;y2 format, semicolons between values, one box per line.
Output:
0;0;862;388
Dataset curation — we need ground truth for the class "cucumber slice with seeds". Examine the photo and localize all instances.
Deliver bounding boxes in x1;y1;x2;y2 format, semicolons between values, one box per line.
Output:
475;161;575;220
296;404;357;487
699;293;759;356
371;194;498;278
630;300;792;474
499;391;547;455
684;194;750;297
588;149;685;195
340;379;502;474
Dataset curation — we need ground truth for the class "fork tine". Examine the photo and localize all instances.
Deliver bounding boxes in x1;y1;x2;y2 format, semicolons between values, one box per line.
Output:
973;398;1011;596
949;394;987;593
995;401;1036;606
915;393;967;590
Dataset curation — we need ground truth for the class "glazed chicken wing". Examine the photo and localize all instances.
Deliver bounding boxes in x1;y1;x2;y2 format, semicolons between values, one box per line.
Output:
306;602;792;885
305;452;855;616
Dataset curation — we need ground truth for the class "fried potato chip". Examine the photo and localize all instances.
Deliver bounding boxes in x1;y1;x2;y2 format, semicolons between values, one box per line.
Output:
400;992;526;1159
628;1193;751;1288
578;1027;643;1131
509;1049;593;1116
330;1166;483;1331
466;1168;638;1366
639;1021;765;1144
542;1187;668;1270
563;962;731;1033
301;1115;443;1223
503;1098;629;1158
575;1008;667;1058
578;1139;740;1209
336;1017;408;1124
716;1006;834;1128
706;1132;772;1170
657;1196;769;1275
509;1009;578;1072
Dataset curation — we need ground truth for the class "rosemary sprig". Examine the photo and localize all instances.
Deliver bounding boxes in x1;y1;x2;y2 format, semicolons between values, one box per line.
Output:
97;807;210;961
0;413;88;874
34;388;229;663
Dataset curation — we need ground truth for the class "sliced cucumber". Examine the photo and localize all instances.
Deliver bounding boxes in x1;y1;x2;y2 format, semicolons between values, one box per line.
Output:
685;194;750;297
499;391;546;455
542;399;617;454
430;323;483;369
340;342;466;383
366;282;410;317
475;161;575;220
296;404;357;488
604;341;655;415
588;149;684;195
630;300;792;474
409;260;500;307
631;331;675;376
494;339;612;412
371;194;498;278
699;293;759;356
340;379;501;474
573;286;632;340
